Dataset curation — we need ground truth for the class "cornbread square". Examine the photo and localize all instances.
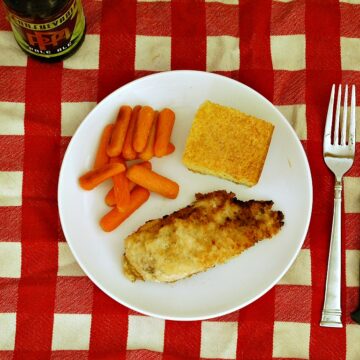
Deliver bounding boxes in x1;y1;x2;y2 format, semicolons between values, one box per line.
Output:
182;101;274;186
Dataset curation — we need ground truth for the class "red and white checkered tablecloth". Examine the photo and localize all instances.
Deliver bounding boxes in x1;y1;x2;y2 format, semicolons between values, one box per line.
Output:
1;0;360;358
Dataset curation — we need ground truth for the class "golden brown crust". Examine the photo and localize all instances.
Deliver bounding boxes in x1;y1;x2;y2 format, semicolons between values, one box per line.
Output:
182;101;274;186
123;190;284;282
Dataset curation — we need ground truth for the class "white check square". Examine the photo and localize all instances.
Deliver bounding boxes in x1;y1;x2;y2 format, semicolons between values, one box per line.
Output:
52;313;92;350
201;322;238;359
0;31;27;67
61;102;96;137
0;242;21;278
63;34;100;70
278;249;311;286
58;243;85;277
347;324;360;359
127;315;165;352
341;37;360;71
344;177;360;213
0;313;16;350
276;104;306;140
273;321;310;359
207;36;239;72
346;250;360;287
271;35;305;70
0;102;25;135
0;171;23;206
340;1;360;5
135;36;171;71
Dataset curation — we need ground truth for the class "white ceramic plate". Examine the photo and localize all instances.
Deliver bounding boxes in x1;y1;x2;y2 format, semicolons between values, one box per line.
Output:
58;70;312;320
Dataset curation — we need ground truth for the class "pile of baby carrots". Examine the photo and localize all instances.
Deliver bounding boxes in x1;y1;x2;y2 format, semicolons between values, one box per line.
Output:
78;105;178;232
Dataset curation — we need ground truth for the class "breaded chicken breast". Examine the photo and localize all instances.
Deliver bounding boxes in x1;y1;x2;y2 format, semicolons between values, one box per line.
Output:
123;190;284;282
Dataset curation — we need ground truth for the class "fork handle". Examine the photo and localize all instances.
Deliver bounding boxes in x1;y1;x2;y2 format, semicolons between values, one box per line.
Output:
320;180;343;328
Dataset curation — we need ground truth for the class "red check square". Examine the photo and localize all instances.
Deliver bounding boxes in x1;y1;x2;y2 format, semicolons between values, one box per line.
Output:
206;3;238;36
62;70;98;102
274;70;306;105
340;3;360;38
0;136;24;171
271;0;305;35
82;0;102;34
0;67;26;102
0;278;19;312
0;207;22;242
346;287;359;325
136;2;171;36
55;277;94;314
275;285;311;323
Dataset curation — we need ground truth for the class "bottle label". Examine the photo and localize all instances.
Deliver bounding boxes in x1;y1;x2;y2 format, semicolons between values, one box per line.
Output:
6;0;85;59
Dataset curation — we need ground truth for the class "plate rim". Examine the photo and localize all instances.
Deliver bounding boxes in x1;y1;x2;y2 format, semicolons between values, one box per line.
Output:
58;70;313;321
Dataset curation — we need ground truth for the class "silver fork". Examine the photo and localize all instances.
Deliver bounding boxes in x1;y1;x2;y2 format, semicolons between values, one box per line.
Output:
321;84;356;328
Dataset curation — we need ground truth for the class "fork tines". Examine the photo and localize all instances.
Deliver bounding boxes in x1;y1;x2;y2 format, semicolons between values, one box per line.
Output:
325;84;356;148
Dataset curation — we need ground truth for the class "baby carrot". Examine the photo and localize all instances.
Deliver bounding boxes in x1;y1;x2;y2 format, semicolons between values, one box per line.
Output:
100;187;150;232
105;185;132;207
122;105;141;160
154;108;175;157
105;161;152;206
79;163;125;190
93;124;114;169
139;111;158;161
110;158;130;211
107;105;132;157
129;160;152;172
126;165;179;199
165;143;175;155
105;182;135;207
133;106;155;153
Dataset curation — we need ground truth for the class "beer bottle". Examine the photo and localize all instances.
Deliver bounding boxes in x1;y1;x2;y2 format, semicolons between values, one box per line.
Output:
2;0;86;62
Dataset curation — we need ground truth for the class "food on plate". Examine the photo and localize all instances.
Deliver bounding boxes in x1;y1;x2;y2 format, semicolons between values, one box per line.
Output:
110;158;130;211
105;161;152;207
126;164;179;199
100;187;150;232
182;101;274;186
154;108;176;157
107;105;132;157
166;143;176;155
139;111;158;161
133;106;156;153
78;103;177;231
79;163;126;190
123;190;284;282
93;124;114;169
122;105;141;160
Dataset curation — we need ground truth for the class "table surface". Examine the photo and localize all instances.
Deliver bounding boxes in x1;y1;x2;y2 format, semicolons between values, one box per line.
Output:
1;0;360;359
